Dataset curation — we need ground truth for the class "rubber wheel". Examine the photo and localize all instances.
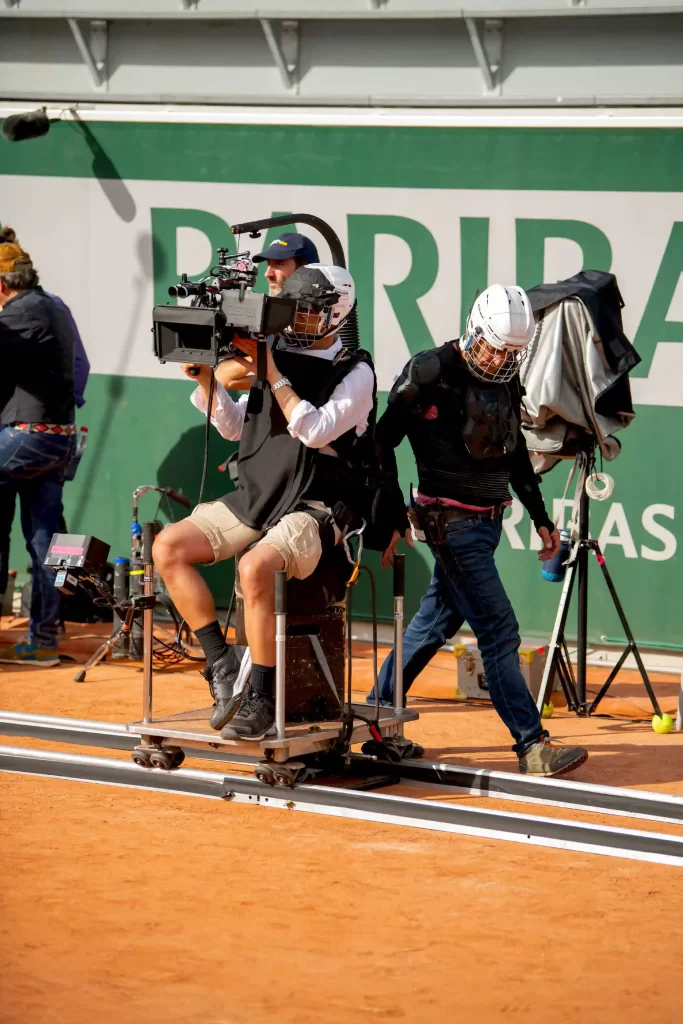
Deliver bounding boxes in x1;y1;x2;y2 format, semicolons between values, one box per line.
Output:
132;750;151;769
255;766;275;785
170;750;185;770
273;771;295;788
150;751;172;770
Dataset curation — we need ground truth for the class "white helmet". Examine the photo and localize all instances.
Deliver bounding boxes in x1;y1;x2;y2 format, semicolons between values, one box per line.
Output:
462;284;536;383
280;264;355;348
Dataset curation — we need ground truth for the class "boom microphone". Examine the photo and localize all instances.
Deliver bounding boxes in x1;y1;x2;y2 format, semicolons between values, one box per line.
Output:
2;108;52;143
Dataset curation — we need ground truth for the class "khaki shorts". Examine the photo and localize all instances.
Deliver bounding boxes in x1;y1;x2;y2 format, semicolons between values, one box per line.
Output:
188;500;323;580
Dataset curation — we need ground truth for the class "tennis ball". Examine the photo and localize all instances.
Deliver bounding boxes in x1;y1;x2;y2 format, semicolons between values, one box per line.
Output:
541;702;554;719
652;713;674;734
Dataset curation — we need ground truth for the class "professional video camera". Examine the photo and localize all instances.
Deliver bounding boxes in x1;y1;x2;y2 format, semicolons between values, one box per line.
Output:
153;247;297;366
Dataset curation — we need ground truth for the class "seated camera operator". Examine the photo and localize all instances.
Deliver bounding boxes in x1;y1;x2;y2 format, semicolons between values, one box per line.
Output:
0;236;76;666
369;285;588;777
153;264;375;741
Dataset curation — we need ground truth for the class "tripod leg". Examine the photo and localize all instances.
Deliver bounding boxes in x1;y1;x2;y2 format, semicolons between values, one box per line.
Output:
536;558;577;713
74;605;136;683
74;638;115;682
592;546;663;718
561;636;579;700
587;645;630;714
557;648;579;710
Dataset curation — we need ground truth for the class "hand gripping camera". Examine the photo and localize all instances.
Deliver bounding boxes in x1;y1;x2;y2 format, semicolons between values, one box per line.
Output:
153;248;297;367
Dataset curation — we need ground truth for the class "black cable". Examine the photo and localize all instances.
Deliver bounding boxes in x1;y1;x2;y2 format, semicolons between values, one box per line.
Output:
172;367;216;661
197;368;216;507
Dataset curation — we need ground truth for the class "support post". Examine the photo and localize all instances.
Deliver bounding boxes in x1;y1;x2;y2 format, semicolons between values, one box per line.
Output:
68;18;108;91
274;570;287;741
465;18;503;96
141;522;155;724
575;485;590;708
260;19;299;92
393;554;405;716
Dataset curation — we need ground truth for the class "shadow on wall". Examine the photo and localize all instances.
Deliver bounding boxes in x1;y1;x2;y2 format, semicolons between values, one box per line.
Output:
70;231;164;531
156;424;237;508
67;115;137;223
156;424;238;608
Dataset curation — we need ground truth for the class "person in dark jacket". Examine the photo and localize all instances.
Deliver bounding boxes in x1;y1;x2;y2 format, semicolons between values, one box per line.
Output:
0;238;76;666
370;285;588;777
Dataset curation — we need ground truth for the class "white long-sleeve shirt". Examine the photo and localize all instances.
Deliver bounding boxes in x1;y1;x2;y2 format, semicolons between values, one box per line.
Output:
191;338;375;453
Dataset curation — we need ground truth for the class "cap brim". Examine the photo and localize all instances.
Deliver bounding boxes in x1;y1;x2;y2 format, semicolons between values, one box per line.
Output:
253;247;299;263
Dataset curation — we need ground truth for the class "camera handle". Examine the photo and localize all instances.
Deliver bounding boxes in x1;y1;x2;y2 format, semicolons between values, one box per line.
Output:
230;213;346;269
231;214;362;353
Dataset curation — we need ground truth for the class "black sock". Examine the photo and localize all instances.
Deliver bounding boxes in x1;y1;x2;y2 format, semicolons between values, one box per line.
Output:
251;663;275;698
194;620;229;668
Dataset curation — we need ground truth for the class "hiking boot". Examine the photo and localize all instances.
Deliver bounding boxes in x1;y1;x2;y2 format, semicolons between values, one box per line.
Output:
221;690;276;741
0;640;60;667
518;736;588;777
203;646;251;731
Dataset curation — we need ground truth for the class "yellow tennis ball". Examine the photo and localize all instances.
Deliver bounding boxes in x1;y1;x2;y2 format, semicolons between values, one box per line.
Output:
652;713;674;734
541;702;554;719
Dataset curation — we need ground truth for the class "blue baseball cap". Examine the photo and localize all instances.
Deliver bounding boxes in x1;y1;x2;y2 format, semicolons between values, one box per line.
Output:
253;232;319;264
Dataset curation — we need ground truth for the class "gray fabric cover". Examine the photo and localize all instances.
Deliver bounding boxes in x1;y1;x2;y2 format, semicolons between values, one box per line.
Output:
520;297;635;473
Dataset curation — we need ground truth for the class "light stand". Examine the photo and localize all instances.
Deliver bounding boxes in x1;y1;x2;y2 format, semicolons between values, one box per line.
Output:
535;450;663;719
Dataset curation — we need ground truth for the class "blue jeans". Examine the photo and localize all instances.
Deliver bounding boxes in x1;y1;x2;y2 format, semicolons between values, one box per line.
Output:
370;515;545;755
0;427;75;648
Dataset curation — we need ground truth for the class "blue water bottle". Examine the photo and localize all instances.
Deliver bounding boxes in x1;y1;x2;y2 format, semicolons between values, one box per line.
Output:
541;528;571;583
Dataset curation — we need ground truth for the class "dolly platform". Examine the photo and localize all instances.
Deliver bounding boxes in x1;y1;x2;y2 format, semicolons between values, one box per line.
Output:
126;523;418;785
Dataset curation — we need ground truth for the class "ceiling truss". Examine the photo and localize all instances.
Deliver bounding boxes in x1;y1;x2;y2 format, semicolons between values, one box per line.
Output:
1;2;681;107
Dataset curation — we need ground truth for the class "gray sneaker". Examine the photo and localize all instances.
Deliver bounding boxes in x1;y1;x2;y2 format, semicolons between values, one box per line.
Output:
518;736;588;777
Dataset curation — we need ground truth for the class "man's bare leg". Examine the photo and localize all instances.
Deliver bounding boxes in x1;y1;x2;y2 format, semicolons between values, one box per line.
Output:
152;520;218;629
238;543;285;666
220;543;285;739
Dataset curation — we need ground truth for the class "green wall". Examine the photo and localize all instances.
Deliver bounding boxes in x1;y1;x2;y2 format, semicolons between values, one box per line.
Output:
3;116;681;644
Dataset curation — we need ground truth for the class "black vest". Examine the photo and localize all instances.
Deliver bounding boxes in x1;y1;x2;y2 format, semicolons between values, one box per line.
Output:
222;344;371;530
398;342;523;508
0;288;75;426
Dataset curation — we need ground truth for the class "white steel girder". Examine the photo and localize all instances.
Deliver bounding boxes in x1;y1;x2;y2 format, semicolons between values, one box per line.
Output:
0;2;682;107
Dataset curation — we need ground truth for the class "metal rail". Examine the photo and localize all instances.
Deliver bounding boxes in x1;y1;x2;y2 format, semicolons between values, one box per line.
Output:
2;744;682;868
2;710;683;826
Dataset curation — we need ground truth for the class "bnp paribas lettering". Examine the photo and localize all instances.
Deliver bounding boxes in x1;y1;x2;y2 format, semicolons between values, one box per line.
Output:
502;500;677;562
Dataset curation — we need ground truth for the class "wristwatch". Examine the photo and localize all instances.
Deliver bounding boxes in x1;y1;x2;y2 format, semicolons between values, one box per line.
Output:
271;376;292;392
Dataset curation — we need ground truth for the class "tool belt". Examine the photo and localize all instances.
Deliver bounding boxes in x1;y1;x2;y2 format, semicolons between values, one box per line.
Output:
407;502;506;546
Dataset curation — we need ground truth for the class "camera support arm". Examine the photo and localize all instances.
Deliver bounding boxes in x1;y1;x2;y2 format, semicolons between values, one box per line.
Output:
230;214;347;269
230;213;361;351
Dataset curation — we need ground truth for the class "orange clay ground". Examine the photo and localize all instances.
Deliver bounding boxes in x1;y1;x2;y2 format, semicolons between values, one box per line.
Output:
1;617;682;1024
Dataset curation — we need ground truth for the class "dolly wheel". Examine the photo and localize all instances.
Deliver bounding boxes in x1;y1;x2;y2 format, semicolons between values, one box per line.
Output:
150;750;174;771
273;768;297;788
132;749;152;769
170;749;185;770
254;764;275;785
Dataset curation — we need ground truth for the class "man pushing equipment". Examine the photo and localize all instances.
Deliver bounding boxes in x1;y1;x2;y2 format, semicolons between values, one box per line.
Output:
153;263;375;741
370;285;588;777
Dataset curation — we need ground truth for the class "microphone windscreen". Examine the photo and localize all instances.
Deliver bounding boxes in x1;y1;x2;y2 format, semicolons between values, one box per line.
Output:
2;109;51;143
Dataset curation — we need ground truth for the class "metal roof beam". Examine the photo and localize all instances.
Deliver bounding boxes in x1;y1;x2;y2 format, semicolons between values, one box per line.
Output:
466;17;503;94
260;18;300;92
67;18;108;91
2;5;683;19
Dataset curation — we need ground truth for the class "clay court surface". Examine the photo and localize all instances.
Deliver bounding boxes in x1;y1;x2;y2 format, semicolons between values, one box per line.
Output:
2;620;683;1024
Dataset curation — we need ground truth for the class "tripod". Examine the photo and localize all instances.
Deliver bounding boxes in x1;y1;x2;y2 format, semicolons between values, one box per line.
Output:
73;595;155;683
535;453;663;719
